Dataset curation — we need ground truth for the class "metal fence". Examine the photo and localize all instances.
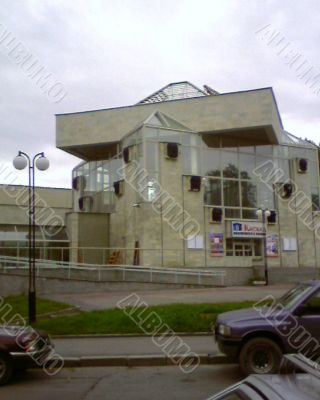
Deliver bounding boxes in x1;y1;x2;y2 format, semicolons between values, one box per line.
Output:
0;254;226;286
0;246;210;267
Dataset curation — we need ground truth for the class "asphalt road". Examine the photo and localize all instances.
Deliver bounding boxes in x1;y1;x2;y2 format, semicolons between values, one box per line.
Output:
2;365;244;400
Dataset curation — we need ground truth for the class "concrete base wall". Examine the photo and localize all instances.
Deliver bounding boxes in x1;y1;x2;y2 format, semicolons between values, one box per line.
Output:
1;267;319;297
0;272;222;296
269;268;320;284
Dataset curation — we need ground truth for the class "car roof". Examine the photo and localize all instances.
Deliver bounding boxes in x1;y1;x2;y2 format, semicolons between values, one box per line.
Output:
302;280;320;287
247;374;320;400
206;373;320;400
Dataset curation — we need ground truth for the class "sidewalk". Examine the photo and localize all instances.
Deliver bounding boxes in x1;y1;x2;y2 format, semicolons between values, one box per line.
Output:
54;335;217;358
45;284;291;311
54;334;232;367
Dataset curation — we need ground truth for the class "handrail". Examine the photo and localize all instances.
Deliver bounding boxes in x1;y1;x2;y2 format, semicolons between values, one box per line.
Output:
0;255;226;286
0;255;225;273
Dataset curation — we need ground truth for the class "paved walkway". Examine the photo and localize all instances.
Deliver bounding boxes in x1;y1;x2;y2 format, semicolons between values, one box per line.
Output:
45;284;291;311
54;335;217;358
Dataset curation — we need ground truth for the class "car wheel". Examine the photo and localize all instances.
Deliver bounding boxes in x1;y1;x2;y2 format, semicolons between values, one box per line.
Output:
239;337;282;375
0;353;13;386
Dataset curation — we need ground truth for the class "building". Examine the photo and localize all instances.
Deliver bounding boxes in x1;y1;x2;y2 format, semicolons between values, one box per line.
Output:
55;82;320;279
0;185;72;261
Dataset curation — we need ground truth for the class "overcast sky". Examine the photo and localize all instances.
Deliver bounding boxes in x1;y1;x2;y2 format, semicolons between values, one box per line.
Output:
1;0;320;188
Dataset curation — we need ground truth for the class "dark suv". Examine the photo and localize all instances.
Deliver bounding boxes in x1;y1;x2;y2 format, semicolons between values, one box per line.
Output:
0;325;54;385
214;280;320;375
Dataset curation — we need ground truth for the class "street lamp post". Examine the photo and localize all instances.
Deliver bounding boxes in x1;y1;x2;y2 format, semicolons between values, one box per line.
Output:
13;151;49;324
256;208;271;286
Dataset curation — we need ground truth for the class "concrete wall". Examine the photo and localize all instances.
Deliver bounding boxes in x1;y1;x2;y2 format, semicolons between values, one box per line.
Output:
108;162;142;265
273;161;320;269
66;212;109;263
0;185;72;226
56;89;282;151
0;272;218;296
2;265;319;297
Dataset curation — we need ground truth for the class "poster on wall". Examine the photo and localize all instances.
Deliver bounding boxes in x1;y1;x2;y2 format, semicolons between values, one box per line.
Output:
266;234;279;257
282;237;297;251
187;235;204;249
209;233;224;257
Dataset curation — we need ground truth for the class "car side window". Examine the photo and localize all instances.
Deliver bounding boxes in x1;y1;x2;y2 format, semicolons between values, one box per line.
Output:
302;290;320;314
212;391;244;399
221;395;243;399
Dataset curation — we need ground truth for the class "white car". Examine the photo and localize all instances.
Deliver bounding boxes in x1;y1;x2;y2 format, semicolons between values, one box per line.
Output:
206;354;320;400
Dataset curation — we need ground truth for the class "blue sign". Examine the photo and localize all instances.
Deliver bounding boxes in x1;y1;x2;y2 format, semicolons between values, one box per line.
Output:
231;221;265;238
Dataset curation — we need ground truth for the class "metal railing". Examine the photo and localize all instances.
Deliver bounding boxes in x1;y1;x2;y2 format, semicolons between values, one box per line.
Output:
0;255;226;286
0;245;226;268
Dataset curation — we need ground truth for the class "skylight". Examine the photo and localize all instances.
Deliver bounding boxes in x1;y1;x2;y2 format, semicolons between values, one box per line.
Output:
138;81;218;104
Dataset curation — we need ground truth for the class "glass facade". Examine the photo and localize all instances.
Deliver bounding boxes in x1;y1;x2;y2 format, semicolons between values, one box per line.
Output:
72;157;123;212
73;126;320;217
181;135;319;219
0;224;69;261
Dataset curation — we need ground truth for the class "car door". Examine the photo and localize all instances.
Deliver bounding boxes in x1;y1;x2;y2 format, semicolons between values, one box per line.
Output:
296;289;320;348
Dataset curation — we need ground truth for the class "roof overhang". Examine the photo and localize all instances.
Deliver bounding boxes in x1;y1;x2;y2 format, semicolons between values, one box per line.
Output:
56;87;282;159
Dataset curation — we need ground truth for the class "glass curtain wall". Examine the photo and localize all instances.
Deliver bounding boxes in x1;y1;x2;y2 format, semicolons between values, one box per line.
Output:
72;129;319;218
72;156;123;211
0;224;69;261
182;136;319;218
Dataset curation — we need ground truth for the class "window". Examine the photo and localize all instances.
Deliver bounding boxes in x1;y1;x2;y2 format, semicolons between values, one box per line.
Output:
278;284;311;309
256;145;273;156
234;243;252;256
311;187;320;211
202;148;220;176
225;240;257;257
223;180;240;207
225;208;240;219
226;239;233;256
218;392;243;399
204;178;221;205
302;291;320;314
242;209;258;220
138;175;159;202
221;152;238;178
241;181;257;208
239;153;255;180
258;182;274;210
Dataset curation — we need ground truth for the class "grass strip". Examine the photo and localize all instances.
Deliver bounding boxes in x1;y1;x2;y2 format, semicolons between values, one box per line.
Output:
33;301;254;335
1;294;71;320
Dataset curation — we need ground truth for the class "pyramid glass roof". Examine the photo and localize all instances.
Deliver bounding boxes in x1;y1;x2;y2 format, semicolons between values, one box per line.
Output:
138;81;209;104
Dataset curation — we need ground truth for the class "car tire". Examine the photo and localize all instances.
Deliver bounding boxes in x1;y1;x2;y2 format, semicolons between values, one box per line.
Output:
239;337;283;375
0;353;13;386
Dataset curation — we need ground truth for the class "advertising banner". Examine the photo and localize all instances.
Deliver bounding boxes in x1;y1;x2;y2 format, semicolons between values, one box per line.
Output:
267;234;279;257
209;233;224;256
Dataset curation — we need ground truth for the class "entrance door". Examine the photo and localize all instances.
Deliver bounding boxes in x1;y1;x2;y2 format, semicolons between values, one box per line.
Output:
234;242;253;256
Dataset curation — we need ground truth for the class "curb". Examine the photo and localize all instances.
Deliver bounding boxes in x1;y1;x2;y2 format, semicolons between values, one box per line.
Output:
62;354;235;368
53;333;213;339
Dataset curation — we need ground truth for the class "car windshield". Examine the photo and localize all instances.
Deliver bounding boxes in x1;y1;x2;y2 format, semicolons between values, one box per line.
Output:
277;284;312;309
